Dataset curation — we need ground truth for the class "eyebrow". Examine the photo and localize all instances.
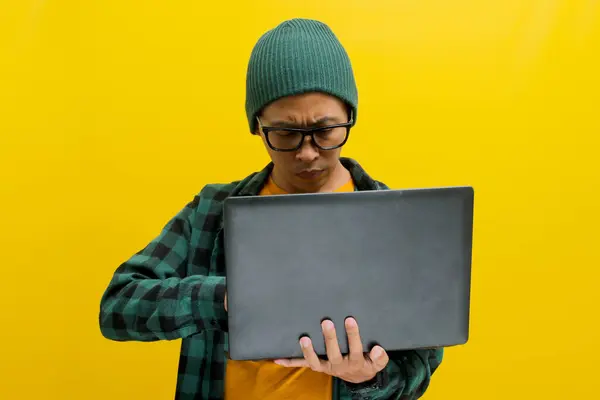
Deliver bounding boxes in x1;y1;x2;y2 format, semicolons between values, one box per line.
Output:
267;116;342;128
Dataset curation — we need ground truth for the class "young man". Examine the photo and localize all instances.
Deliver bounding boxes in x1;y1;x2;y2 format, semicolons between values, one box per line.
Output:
99;18;443;400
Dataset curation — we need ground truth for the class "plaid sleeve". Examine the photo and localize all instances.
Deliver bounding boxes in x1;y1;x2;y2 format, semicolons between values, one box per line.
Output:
342;348;444;399
99;191;227;342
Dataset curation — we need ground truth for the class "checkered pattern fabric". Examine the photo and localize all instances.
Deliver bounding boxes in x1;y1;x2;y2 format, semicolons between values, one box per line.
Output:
99;157;444;400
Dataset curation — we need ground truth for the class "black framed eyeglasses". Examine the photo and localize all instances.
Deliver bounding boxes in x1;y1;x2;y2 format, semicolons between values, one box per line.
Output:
255;115;353;152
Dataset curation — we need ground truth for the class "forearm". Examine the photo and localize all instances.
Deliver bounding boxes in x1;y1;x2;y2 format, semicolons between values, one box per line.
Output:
343;348;444;400
99;272;227;342
387;348;443;399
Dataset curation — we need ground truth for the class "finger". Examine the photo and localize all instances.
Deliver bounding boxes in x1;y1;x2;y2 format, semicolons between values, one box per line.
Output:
322;320;343;367
368;345;389;372
345;317;364;365
299;336;325;371
274;358;309;368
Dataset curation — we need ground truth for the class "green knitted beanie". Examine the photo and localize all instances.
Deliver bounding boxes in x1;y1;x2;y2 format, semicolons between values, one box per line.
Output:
245;18;358;133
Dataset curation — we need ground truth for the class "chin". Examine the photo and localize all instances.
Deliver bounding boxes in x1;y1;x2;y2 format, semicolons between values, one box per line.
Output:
294;174;329;192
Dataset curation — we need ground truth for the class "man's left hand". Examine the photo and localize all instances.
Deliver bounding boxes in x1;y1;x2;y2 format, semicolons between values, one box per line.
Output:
274;317;389;384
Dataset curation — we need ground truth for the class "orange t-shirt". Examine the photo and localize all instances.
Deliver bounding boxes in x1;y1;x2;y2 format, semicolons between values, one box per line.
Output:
224;176;355;400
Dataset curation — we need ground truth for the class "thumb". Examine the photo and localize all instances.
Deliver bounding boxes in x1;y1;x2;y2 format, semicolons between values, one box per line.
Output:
369;346;389;372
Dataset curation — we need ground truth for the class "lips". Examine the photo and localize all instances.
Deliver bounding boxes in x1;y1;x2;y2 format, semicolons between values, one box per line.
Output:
296;169;324;180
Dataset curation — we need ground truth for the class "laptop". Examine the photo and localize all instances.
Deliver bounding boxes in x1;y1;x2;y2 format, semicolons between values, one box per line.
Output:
223;186;474;361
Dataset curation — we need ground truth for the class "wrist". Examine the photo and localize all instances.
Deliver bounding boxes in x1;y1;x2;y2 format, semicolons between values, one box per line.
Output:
343;369;388;392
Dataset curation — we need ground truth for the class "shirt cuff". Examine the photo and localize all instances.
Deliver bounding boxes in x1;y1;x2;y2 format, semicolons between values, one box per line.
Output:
342;369;389;395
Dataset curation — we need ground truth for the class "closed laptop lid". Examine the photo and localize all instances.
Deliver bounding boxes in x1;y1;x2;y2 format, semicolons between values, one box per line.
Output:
223;186;474;361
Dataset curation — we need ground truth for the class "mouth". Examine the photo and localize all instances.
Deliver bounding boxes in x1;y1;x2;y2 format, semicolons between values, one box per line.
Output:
296;169;325;180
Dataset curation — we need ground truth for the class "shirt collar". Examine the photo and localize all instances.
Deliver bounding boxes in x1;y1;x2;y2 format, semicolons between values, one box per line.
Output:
231;157;383;197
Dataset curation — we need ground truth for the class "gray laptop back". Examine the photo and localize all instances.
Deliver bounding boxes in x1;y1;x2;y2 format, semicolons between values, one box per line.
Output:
223;186;474;361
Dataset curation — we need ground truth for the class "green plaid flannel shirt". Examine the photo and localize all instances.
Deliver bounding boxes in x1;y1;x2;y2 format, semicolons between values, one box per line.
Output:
99;157;444;400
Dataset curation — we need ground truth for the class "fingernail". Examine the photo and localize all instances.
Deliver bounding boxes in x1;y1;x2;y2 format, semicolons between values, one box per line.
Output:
300;337;311;348
322;320;334;331
372;346;383;358
345;317;357;328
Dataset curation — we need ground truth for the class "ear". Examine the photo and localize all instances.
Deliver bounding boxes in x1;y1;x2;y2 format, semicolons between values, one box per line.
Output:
252;115;262;136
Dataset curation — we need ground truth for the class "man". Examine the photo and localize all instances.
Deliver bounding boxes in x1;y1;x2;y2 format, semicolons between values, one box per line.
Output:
99;18;443;400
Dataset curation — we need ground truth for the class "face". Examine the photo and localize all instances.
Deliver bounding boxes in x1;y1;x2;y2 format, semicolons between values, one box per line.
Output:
255;92;351;194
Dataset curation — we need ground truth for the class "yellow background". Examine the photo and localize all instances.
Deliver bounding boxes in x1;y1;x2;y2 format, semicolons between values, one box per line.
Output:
1;1;599;399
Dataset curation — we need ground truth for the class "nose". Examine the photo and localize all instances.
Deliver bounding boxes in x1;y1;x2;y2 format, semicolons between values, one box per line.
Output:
295;136;319;163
